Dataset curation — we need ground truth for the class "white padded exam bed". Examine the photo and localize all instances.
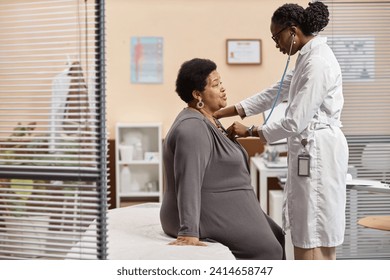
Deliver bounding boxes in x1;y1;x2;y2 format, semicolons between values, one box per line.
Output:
66;203;235;260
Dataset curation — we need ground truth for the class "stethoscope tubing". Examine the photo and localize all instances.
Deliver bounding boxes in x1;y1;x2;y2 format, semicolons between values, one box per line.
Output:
263;34;295;125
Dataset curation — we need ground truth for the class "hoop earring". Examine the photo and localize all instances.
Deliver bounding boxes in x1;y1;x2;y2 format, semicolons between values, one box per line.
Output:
196;99;204;109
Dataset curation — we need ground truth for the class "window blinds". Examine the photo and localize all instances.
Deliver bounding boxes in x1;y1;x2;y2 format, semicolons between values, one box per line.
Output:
321;0;390;182
321;0;390;259
0;0;108;259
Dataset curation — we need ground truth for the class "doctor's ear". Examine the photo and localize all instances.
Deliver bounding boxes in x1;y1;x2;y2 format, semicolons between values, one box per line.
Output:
290;26;297;36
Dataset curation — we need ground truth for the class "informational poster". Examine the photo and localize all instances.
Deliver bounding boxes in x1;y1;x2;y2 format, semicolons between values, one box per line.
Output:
327;36;375;81
130;36;163;84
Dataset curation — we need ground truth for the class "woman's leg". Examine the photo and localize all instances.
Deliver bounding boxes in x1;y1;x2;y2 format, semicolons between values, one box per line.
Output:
264;213;286;260
294;246;336;260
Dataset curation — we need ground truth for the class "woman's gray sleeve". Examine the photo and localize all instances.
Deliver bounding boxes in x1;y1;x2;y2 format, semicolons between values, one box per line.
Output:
173;118;212;237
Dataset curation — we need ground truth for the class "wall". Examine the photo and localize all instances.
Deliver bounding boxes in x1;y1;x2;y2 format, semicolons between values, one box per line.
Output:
106;0;308;138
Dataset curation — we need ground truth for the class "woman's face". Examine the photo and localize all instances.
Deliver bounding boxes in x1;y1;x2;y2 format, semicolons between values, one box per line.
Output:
270;22;299;56
200;70;227;113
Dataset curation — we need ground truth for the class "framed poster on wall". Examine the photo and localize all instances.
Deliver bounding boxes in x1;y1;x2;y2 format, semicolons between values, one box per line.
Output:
130;36;163;84
226;39;261;65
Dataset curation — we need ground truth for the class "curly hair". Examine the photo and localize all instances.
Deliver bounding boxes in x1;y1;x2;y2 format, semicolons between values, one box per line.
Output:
175;58;217;103
271;2;329;36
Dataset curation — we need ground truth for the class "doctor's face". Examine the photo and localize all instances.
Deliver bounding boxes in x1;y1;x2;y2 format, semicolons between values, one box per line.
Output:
200;70;227;113
270;22;298;56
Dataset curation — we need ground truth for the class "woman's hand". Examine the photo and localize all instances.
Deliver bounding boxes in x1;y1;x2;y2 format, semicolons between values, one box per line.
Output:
226;121;248;139
168;236;207;246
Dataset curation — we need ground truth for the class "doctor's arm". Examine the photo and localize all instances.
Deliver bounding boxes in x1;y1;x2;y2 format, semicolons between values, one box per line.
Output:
226;121;267;143
213;104;238;119
239;70;294;118
215;70;294;120
262;57;333;143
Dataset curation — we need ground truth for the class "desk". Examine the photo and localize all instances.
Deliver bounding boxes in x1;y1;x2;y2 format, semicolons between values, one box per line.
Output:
347;179;390;194
250;156;388;214
250;156;287;213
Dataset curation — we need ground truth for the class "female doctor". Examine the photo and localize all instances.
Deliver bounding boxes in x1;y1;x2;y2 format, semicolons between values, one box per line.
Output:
214;2;349;260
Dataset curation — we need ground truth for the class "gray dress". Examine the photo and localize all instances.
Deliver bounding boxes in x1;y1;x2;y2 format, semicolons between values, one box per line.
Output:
160;108;285;260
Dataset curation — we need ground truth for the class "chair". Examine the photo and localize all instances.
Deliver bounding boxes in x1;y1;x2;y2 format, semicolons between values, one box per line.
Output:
357;143;390;233
358;143;390;232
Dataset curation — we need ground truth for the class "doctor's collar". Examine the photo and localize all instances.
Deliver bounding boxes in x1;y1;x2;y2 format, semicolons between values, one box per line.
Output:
299;36;327;55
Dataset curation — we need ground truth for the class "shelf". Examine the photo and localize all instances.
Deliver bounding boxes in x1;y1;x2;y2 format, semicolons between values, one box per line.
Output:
118;160;159;165
118;191;160;197
115;123;163;208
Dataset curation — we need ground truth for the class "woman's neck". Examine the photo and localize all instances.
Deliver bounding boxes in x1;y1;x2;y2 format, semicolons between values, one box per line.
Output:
187;106;228;137
187;106;218;126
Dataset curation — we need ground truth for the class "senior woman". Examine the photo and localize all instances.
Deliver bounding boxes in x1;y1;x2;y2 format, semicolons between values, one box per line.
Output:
160;58;285;260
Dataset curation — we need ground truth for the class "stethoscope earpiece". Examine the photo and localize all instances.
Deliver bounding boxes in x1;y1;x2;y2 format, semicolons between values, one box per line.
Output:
291;33;296;44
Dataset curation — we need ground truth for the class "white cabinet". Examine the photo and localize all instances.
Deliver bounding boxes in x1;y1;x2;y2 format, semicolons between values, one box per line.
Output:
115;123;163;207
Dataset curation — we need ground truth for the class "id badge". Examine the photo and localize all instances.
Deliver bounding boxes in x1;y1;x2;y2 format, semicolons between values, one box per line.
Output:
298;154;310;177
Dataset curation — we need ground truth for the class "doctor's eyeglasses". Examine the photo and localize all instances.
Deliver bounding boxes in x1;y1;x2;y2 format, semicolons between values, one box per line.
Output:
271;26;289;43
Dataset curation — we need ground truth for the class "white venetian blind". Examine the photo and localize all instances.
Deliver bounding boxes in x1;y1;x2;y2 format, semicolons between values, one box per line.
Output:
321;0;390;181
0;0;108;259
321;0;390;259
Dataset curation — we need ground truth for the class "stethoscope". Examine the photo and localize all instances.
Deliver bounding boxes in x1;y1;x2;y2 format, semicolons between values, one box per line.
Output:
263;33;296;125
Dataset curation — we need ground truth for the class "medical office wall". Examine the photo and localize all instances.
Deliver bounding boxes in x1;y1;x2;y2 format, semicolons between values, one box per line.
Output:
105;0;308;138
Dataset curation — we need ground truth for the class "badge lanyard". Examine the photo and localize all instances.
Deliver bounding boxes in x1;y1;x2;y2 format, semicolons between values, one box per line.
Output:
298;139;310;177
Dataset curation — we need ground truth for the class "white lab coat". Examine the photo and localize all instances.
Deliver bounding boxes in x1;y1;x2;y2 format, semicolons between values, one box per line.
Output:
240;36;349;248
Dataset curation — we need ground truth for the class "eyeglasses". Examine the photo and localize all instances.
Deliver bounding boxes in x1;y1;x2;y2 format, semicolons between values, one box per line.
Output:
271;26;290;43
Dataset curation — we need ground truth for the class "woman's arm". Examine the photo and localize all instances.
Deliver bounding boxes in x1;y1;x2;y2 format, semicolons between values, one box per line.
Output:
171;118;212;243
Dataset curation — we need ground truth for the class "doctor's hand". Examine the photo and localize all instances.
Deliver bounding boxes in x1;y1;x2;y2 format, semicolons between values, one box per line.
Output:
226;121;248;139
168;236;207;247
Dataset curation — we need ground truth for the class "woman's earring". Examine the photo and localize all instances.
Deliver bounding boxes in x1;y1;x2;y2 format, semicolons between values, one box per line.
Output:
196;99;204;109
